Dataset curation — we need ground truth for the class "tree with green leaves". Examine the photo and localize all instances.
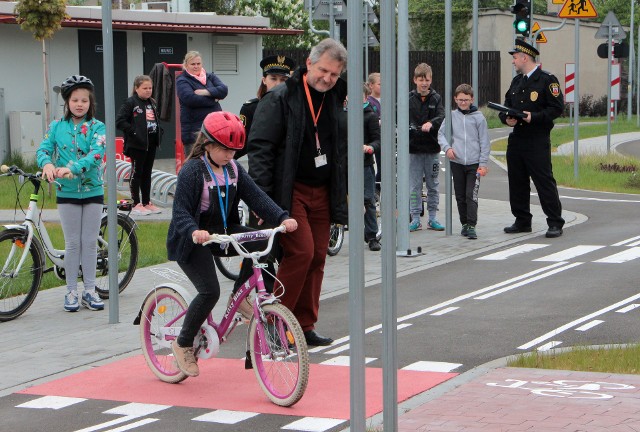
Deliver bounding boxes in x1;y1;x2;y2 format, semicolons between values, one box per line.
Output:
15;0;67;123
235;0;323;49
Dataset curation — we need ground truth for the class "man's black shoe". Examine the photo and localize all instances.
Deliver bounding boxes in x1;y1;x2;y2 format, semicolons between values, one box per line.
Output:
368;239;381;251
546;227;563;238
304;330;333;346
504;224;532;234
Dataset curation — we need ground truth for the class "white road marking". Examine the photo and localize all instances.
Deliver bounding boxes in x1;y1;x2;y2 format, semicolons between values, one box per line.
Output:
17;396;86;409
558;195;640;203
612;235;640;247
402;361;462;373
320;356;376;366
476;244;549;260
593;247;640;263
73;403;170;432
575;320;605;331
314;323;411;355
281;417;346;431
431;306;458;316
518;291;640;350
193;410;259;424
475;262;583;300
97;419;159;432
616;303;640;313
533;245;604;262
536;341;562;351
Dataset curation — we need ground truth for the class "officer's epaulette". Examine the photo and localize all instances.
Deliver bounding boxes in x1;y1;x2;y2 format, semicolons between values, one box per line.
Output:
243;98;259;106
540;70;555;77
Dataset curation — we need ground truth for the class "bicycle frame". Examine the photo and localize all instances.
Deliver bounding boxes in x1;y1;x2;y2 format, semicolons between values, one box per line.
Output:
151;227;284;351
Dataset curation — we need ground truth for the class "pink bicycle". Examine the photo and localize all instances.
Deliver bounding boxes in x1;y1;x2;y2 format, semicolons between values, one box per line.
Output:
134;225;309;407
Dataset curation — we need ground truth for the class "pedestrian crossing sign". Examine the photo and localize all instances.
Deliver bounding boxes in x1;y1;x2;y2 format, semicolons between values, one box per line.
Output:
558;0;598;19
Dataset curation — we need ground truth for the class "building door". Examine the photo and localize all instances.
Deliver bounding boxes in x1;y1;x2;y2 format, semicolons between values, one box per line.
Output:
78;30;128;126
143;33;187;159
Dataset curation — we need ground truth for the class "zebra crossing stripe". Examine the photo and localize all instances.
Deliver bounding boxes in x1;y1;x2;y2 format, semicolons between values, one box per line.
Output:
612;235;640;246
594;247;640;263
533;245;605;262
281;417;346;431
193;410;259;424
17;395;86;409
477;244;549;260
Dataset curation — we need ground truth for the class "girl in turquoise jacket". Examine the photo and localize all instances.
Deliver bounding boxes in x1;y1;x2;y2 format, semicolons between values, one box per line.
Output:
36;75;107;313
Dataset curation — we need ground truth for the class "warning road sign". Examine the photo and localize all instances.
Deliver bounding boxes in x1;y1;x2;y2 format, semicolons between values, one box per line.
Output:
532;22;547;43
558;0;598;19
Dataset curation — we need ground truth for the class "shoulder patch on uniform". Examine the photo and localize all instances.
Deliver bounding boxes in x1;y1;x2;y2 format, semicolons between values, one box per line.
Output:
239;114;246;126
549;83;561;97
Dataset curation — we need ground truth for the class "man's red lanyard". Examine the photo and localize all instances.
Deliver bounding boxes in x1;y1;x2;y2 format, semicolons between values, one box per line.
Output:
303;73;325;156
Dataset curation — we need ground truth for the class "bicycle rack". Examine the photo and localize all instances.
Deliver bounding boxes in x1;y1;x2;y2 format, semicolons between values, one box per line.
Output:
109;160;178;208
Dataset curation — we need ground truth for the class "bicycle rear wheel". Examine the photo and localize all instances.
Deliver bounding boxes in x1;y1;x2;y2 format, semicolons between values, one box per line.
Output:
0;229;44;321
249;304;309;406
95;214;138;299
327;224;344;256
139;286;189;383
214;255;242;281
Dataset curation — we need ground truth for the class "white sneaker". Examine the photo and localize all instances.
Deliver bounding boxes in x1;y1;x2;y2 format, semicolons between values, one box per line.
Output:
144;203;162;214
131;203;151;216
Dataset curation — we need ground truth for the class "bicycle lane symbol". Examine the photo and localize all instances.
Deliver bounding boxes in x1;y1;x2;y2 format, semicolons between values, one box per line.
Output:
486;379;635;399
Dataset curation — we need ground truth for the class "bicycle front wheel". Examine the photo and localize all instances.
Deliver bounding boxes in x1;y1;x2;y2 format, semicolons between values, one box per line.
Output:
327;224;344;256
95;214;139;299
214;255;242;281
249;304;309;406
0;229;44;322
139;286;189;383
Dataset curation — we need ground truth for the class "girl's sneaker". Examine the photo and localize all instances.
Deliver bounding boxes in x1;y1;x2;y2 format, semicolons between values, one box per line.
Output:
132;203;151;216
81;291;105;311
64;291;80;312
427;219;445;231
409;219;422;232
144;203;162;214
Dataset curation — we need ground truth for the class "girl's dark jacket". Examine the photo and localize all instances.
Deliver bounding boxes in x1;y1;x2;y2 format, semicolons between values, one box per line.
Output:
246;66;348;225
166;158;289;263
115;95;162;154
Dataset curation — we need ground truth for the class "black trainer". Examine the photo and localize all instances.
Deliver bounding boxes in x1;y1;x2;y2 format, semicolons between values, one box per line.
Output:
504;224;532;234
466;225;477;240
461;224;469;237
368;239;381;251
546;226;563;238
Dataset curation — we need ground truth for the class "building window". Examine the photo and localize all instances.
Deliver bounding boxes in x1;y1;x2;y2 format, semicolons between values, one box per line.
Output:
213;45;238;73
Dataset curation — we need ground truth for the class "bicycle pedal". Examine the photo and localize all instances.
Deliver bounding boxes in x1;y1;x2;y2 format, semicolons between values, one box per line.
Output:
245;350;253;369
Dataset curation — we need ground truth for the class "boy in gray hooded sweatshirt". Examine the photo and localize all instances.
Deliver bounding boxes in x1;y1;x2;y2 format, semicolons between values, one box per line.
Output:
438;84;490;240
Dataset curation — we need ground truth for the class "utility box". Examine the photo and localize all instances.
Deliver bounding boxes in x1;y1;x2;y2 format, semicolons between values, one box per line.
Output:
9;111;42;162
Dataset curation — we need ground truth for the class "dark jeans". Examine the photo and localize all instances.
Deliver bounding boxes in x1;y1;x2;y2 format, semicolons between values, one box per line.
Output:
128;146;156;206
364;165;379;241
176;223;273;347
450;162;479;226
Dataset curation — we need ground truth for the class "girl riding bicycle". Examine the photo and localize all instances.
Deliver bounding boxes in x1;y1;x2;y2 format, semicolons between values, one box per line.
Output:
166;111;297;377
36;75;107;313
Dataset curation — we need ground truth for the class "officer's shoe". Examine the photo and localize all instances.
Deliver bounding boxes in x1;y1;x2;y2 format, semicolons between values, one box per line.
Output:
304;330;333;346
545;226;563;238
504;224;532;234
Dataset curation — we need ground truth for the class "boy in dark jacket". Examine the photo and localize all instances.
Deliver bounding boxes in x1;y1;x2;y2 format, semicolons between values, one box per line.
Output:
409;63;445;232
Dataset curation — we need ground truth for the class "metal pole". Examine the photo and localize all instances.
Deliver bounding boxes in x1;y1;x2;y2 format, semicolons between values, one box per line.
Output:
380;0;398;429
329;0;335;40
607;23;612;153
102;0;119;323
444;0;452;236
628;0;635;120
397;0;411;255
574;20;580;180
637;24;640;127
472;0;479;105
347;0;365;429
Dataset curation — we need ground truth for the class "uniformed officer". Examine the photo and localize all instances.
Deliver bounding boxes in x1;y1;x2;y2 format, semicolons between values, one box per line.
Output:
236;55;296;159
500;39;565;238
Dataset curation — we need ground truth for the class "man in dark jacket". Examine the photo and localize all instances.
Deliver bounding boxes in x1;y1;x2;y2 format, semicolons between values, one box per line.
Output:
500;39;565;238
247;38;348;346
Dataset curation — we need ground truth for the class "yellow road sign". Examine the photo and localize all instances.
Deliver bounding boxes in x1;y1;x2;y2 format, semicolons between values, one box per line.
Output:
558;0;598;19
532;22;547;43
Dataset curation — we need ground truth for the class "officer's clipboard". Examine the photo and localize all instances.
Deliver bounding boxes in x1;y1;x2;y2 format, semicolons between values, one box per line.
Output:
487;102;526;119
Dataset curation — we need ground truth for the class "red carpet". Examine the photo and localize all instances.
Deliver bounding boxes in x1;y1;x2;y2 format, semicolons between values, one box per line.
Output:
19;355;456;419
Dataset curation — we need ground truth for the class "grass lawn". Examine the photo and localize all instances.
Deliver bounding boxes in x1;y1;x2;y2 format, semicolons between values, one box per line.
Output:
508;344;640;375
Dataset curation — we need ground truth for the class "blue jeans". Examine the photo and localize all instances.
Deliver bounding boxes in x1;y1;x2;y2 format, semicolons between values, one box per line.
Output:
409;152;440;220
364;165;378;241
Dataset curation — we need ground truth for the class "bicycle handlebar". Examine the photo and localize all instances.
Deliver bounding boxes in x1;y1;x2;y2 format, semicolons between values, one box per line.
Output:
1;164;73;180
202;225;286;260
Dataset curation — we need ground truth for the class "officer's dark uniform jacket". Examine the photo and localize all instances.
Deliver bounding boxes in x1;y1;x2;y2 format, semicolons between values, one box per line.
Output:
499;67;564;137
409;89;445;154
236;98;259;160
247;66;348;225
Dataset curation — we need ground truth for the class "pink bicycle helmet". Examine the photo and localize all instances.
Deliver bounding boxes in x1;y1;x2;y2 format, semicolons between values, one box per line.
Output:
200;111;246;150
